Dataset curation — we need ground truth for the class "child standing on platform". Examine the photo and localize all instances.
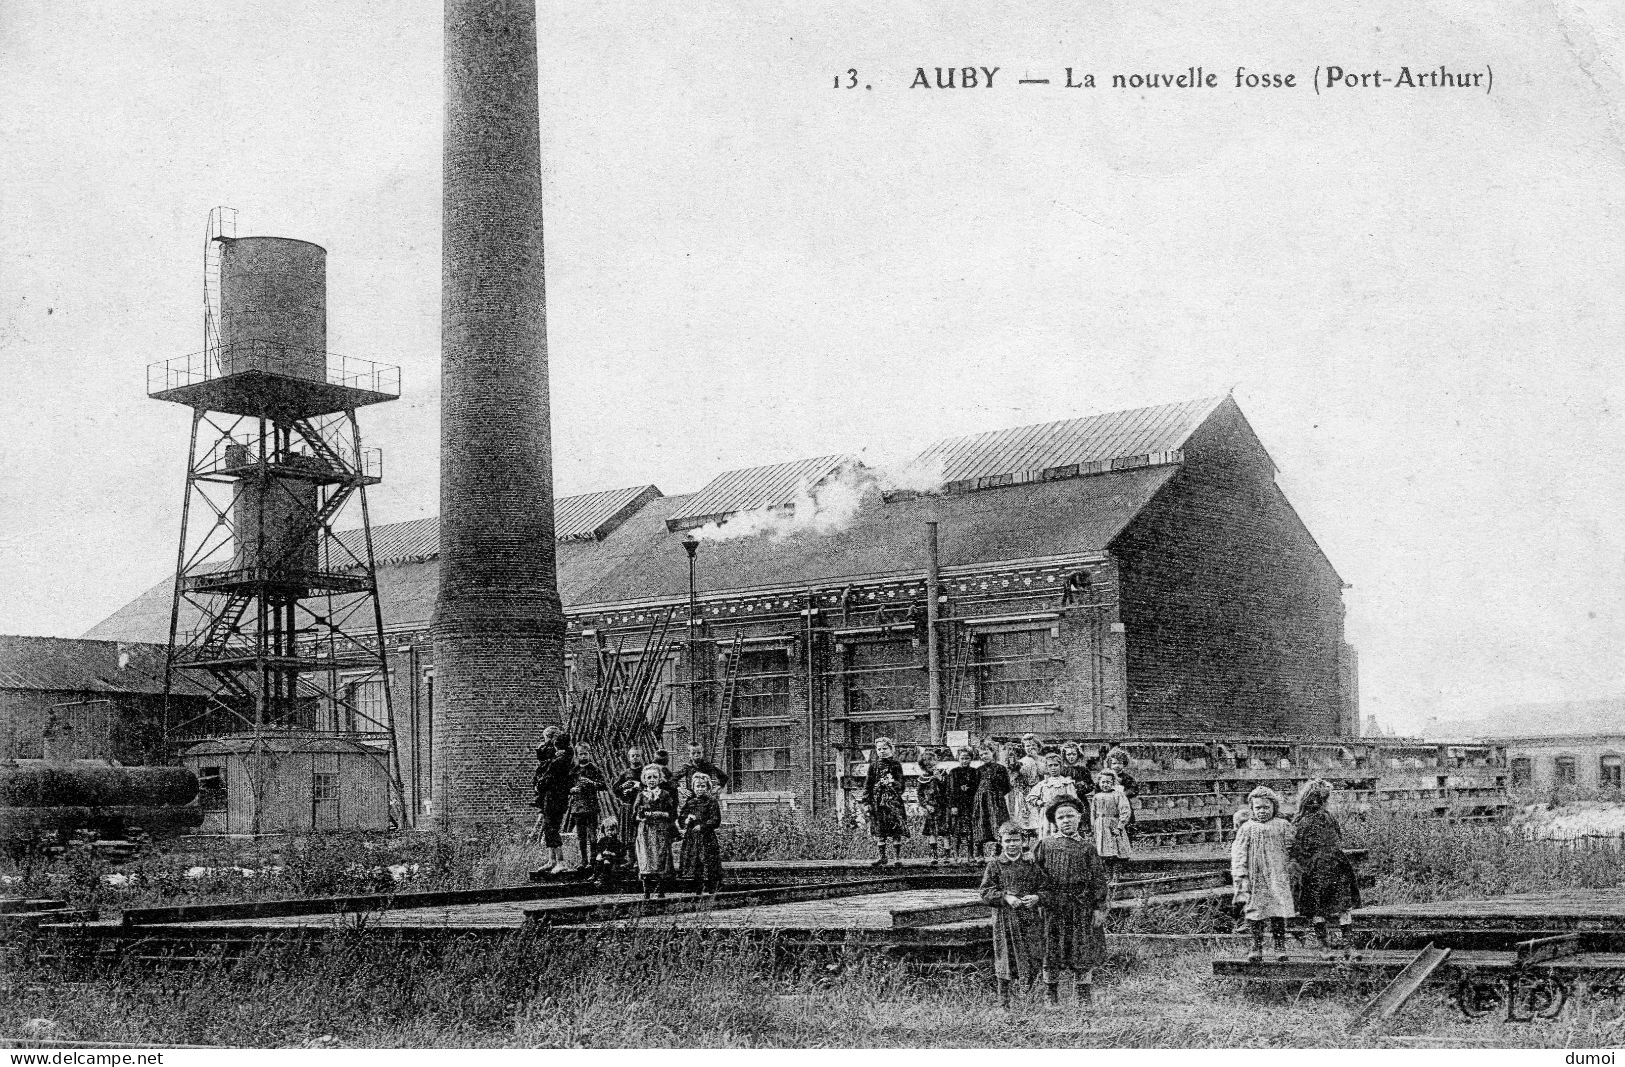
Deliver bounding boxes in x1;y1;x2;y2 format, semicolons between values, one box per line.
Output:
1003;742;1039;839
1290;778;1361;959
1103;747;1139;839
1060;741;1093;793
972;743;1013;858
979;820;1044;1008
947;747;979;861
1089;769;1133;877
631;764;678;899
1027;752;1080;839
1034;796;1109;1006
566;742;608;872
862;737;910;866
916;750;950;864
1232;785;1296;963
678;772;724;895
590;818;628;884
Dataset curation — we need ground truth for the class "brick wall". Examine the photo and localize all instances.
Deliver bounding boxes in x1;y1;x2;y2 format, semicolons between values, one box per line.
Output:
1051;561;1130;735
1111;403;1346;736
433;0;566;825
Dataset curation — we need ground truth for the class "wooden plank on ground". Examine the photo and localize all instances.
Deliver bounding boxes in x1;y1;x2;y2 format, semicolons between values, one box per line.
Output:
1348;944;1453;1032
121;881;610;927
0;898;66;915
525;877;910;926
887;896;983;928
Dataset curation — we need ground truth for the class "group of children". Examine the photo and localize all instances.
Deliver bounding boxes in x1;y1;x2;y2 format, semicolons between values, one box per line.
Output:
977;799;1110;1008
1231;778;1363;963
533;729;729;899
861;736;1138;873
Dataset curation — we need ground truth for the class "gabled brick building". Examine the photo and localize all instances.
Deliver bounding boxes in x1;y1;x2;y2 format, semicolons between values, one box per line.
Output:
87;395;1356;817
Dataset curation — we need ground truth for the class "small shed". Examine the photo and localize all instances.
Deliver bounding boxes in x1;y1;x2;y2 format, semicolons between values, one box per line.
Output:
180;734;392;834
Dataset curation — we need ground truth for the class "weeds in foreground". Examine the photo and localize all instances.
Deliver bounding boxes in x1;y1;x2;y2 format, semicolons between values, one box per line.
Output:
5;929;1625;1047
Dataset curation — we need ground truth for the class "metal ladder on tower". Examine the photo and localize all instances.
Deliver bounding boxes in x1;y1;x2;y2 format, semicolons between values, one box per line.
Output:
711;633;744;757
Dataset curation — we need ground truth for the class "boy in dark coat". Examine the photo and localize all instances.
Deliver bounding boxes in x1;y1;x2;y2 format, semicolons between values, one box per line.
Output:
611;747;647;867
533;725;562;809
946;747;980;861
566;742;608;871
1291;778;1363;958
1034;795;1110;1006
677;742;730;797
539;736;576;874
979;820;1045;1008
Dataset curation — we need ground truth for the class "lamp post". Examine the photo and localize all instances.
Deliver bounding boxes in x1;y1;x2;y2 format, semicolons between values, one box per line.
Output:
682;535;700;743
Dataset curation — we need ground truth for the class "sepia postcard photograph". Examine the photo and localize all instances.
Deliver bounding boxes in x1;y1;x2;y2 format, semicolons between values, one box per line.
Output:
2;0;1624;1055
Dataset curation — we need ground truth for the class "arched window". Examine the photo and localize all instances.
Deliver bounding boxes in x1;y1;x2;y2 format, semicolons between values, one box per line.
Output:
1555;755;1578;786
1602;755;1622;790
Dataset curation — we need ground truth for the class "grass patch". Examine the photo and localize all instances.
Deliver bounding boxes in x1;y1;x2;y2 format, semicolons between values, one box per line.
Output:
4;929;1625;1047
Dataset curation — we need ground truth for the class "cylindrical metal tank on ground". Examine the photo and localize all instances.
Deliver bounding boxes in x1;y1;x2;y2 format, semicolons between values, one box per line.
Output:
217;236;326;381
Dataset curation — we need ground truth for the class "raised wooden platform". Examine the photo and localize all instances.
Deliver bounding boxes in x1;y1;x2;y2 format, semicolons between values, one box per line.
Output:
1360;891;1625;939
1214;891;1625;1021
36;858;1241;966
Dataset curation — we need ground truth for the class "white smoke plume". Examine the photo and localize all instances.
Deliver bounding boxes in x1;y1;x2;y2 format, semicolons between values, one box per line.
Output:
685;454;948;544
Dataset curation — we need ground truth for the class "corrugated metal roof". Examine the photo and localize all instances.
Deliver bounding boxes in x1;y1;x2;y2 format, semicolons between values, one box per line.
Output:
342;515;439;565
906;396;1226;490
665;455;857;531
554;485;662;542
333;485;662;564
0;635;180;695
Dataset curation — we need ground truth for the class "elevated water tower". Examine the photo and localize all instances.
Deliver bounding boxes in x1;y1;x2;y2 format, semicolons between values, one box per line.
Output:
149;208;408;829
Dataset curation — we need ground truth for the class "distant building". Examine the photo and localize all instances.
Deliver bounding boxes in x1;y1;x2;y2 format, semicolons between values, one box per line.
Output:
1493;734;1625;792
88;395;1358;815
0;635;206;764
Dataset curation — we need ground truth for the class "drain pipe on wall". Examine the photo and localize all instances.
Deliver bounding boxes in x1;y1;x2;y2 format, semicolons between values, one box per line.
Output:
925;521;944;747
804;587;818;818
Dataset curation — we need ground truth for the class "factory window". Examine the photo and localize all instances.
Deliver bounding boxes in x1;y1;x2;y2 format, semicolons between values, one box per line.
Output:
846;719;922;752
844;639;920;716
198;766;227;811
975;628;1057;707
1509;758;1532;788
734;649;791;719
344;679;387;732
1603;756;1622;790
1555;756;1578;786
729;724;793;793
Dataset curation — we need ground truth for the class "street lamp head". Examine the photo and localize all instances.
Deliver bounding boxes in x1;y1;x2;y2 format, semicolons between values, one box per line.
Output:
681;535;699;560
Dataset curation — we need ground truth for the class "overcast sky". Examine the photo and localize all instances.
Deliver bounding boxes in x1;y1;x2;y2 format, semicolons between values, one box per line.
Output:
2;1;1623;734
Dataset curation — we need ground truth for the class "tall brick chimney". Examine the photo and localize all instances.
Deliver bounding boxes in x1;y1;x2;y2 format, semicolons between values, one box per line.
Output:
433;0;564;824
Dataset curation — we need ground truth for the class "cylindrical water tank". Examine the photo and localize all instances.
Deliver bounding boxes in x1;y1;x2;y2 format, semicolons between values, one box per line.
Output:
217;236;326;381
233;457;327;574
